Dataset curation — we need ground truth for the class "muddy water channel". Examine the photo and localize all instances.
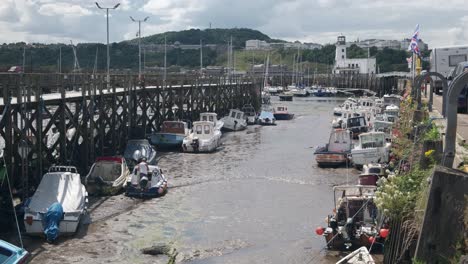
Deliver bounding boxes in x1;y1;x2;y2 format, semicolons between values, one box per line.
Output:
27;97;364;264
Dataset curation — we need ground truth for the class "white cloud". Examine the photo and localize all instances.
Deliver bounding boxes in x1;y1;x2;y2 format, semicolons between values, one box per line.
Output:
0;0;465;49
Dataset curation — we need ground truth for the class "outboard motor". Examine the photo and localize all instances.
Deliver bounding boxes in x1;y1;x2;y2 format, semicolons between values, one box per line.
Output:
191;138;200;152
140;175;149;189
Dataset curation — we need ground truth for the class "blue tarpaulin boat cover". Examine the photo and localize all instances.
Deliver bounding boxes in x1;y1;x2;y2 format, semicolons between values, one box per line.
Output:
44;202;63;242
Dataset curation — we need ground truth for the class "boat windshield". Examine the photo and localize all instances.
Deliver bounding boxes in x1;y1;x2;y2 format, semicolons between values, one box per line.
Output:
360;134;385;148
277;107;285;111
368;167;382;174
347;117;366;127
162;122;185;134
124;141;153;161
91;161;121;181
0;247;13;262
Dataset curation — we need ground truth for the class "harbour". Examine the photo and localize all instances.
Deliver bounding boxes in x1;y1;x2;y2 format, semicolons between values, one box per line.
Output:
14;96;362;263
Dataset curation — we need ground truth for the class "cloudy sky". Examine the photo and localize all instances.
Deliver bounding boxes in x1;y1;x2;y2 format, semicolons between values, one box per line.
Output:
1;0;468;47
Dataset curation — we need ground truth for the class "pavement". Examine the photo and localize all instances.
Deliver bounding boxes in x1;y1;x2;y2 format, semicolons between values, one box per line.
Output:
427;93;468;167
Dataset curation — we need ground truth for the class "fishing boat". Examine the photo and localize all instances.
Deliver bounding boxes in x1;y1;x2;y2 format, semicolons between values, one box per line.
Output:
333;98;358;116
278;91;293;101
85;156;130;195
383;105;399;123
0;239;29;264
241;104;258;125
182;121;222;152
24;166;87;238
336;246;375;264
345;116;369;139
148;121;189;149
221;109;247;131
125;165;168;198
273;106;294;120
316;185;381;250
314;129;352;167
258;110;276;126
123;139;157;169
358;163;387;186
350;132;391;168
199;112;224;131
383;94;401;108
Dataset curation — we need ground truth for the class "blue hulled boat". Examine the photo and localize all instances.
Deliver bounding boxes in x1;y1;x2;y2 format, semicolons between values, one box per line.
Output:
149;121;189;149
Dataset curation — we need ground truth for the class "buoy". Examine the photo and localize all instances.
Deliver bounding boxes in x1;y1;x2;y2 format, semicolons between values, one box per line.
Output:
368;236;375;244
315;227;324;236
380;228;389;239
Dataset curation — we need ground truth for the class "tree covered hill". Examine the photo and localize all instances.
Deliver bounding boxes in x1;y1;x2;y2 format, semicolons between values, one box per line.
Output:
0;28;414;73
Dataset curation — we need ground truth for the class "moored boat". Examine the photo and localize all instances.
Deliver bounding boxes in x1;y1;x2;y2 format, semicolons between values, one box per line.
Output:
182;121;222;152
358;163;387;186
258;110;276;126
148;121;189;149
0;239;29;264
242;104;258;125
279;91;293;101
350;132;391;168
123;139;157;169
24;166;87;239
221;109;247;131
273;106;294;120
85;156;130;195
199;112;224;131
336;246;375;264
314;129;352;167
316;185;382;250
125;165;168;198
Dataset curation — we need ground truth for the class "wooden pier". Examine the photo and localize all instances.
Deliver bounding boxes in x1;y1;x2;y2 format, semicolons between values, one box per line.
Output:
0;73;260;194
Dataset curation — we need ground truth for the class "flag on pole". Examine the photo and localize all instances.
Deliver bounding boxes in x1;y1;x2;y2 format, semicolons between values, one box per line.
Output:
408;24;420;56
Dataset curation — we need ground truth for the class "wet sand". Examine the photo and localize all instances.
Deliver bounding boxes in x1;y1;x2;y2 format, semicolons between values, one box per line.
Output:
25;97;371;264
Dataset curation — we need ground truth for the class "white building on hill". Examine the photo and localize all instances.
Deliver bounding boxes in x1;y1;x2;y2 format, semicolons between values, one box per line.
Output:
333;36;376;74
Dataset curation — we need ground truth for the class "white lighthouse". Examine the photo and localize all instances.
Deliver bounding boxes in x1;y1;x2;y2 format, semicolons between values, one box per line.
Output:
333;35;376;74
335;35;347;62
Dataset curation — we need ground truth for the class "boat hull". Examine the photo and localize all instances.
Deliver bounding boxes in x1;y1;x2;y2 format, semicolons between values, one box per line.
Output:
315;152;349;167
125;184;167;198
24;214;82;236
149;133;185;149
273;113;294;120
279;95;293;101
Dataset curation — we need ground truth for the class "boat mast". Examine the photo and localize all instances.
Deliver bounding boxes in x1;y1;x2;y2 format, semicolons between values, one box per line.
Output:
200;38;203;73
164;34;167;85
264;53;270;90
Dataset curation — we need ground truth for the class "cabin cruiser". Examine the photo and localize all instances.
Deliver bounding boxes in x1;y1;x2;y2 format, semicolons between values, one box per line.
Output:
273;106;294;120
221;109;247;131
182;121;222;152
123;139;157;169
24;166;87;239
125;164;168;198
85;156;130;195
314;129;352;167
316;185;381;250
258;110;276;125
333;98;358;116
241;104;258;125
383;105;399;123
358;163;387;186
345;116;369;139
199;112;224;131
383;94;401;108
350;132;391;168
148;121;189;149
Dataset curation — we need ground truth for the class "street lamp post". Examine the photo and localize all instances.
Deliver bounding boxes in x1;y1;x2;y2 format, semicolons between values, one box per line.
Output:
130;16;149;82
95;2;120;90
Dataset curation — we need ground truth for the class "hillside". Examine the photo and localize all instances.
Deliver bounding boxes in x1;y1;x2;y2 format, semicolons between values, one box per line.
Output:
0;28;415;73
136;28;277;48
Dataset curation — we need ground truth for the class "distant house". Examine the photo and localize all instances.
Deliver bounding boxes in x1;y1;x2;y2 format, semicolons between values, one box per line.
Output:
7;66;22;73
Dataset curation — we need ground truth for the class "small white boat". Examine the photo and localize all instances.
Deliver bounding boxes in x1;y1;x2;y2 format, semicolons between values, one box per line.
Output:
258;110;276;125
199;112;224;131
351;132;391;168
182;121;222;152
221;109;247;131
291;88;308;97
266;86;278;94
24;166;87;237
85;156;130;195
336;246;375;264
242;104;258;125
125;165;168;198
